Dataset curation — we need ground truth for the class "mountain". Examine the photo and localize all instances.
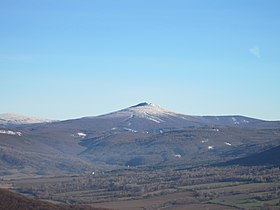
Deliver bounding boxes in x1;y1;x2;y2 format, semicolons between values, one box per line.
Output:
50;102;279;135
0;102;280;177
0;113;54;126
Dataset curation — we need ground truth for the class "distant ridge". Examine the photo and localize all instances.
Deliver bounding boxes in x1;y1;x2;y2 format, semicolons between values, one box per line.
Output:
0;113;55;125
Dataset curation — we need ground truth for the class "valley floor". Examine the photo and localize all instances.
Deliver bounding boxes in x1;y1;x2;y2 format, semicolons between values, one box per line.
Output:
1;165;280;209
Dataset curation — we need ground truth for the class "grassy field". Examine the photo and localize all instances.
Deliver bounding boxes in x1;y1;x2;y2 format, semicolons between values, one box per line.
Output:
210;194;280;209
194;182;280;209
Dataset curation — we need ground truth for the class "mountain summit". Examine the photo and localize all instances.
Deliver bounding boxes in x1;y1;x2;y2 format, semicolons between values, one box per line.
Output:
126;102;174;117
130;102;151;108
97;102;179;125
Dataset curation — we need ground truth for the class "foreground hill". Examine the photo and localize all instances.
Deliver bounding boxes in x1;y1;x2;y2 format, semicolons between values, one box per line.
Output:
0;188;108;210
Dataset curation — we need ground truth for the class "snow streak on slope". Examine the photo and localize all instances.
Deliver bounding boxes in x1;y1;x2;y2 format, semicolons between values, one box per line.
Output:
0;130;22;136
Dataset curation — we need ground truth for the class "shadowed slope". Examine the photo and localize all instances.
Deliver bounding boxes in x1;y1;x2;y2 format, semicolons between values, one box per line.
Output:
0;188;109;210
220;145;280;166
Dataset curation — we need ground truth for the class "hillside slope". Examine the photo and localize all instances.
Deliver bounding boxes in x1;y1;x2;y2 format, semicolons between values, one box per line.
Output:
0;188;108;210
220;145;280;166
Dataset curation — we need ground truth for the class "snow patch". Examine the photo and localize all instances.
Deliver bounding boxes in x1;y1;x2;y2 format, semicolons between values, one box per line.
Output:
123;127;138;133
77;132;87;137
147;117;162;123
231;117;240;125
201;139;209;143
0;130;22;136
224;142;232;146
208;146;214;150
174;154;182;158
72;132;87;138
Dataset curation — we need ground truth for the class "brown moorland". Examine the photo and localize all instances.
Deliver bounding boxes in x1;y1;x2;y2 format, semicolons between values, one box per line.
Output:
0;188;109;210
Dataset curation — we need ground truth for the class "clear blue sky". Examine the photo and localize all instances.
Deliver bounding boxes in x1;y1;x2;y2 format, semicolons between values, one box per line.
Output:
1;0;280;120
